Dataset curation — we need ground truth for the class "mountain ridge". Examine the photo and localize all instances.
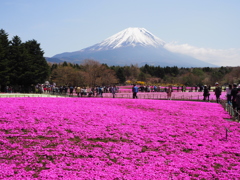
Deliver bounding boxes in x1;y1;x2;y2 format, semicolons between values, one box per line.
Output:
50;27;217;67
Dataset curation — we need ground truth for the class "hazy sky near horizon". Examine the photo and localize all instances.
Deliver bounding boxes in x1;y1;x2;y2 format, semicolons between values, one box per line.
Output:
1;0;240;66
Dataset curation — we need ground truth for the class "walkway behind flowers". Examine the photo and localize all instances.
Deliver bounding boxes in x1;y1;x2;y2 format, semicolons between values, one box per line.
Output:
0;93;62;98
103;91;225;101
220;100;240;122
0;91;226;101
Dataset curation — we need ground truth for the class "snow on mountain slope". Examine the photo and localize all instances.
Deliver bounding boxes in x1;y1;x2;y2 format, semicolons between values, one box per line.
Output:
51;27;217;67
81;27;165;51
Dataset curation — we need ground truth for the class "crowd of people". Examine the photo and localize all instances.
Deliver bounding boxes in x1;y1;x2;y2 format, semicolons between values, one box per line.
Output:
5;86;13;93
201;82;222;103
225;83;240;120
35;84;119;98
135;85;208;93
197;82;240;120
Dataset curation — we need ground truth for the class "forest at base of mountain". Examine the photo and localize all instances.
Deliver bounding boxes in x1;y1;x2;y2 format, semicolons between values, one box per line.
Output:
49;60;240;87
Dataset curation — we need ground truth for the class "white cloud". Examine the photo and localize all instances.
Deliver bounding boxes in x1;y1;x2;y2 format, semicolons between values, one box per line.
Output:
164;42;240;67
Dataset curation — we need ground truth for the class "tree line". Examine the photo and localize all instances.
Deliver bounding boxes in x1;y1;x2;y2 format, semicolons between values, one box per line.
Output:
49;61;240;87
50;59;118;87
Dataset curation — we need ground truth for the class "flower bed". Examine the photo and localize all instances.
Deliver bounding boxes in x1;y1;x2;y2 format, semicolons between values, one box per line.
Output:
0;98;239;179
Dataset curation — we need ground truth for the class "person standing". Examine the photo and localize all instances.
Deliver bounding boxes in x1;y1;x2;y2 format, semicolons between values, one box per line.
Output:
231;83;238;111
98;86;103;98
64;86;68;95
167;85;172;100
203;85;210;101
235;88;240;121
226;84;232;105
69;86;74;96
81;87;86;97
76;86;81;97
132;84;138;99
208;85;211;91
214;82;222;103
154;85;157;92
91;87;95;97
111;85;117;98
59;86;63;94
83;87;88;97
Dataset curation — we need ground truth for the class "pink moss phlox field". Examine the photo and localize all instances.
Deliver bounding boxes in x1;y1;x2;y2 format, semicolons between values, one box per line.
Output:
0;98;240;179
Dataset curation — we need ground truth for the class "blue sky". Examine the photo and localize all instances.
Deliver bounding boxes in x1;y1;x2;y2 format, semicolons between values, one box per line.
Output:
1;0;240;66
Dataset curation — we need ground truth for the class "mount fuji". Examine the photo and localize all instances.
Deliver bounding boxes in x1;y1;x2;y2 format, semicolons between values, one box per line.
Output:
49;28;217;67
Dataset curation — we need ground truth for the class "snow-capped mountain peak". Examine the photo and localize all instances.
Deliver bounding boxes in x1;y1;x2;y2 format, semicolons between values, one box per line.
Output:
81;27;165;51
51;27;217;67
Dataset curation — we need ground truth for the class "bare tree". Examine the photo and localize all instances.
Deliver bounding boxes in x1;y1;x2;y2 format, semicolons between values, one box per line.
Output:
81;59;118;86
81;59;101;87
51;66;85;86
96;66;118;86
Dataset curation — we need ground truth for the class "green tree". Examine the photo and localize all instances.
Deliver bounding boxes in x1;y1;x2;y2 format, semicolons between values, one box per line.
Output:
138;72;147;81
0;30;50;92
17;40;49;92
123;64;140;81
115;67;126;84
192;68;204;77
62;61;68;66
8;36;24;89
50;63;58;72
0;29;10;91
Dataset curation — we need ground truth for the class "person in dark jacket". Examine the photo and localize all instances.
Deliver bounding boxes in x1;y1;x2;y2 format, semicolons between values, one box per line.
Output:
214;82;222;103
226;84;232;105
69;86;74;96
231;83;238;110
235;88;240;121
203;85;210;101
